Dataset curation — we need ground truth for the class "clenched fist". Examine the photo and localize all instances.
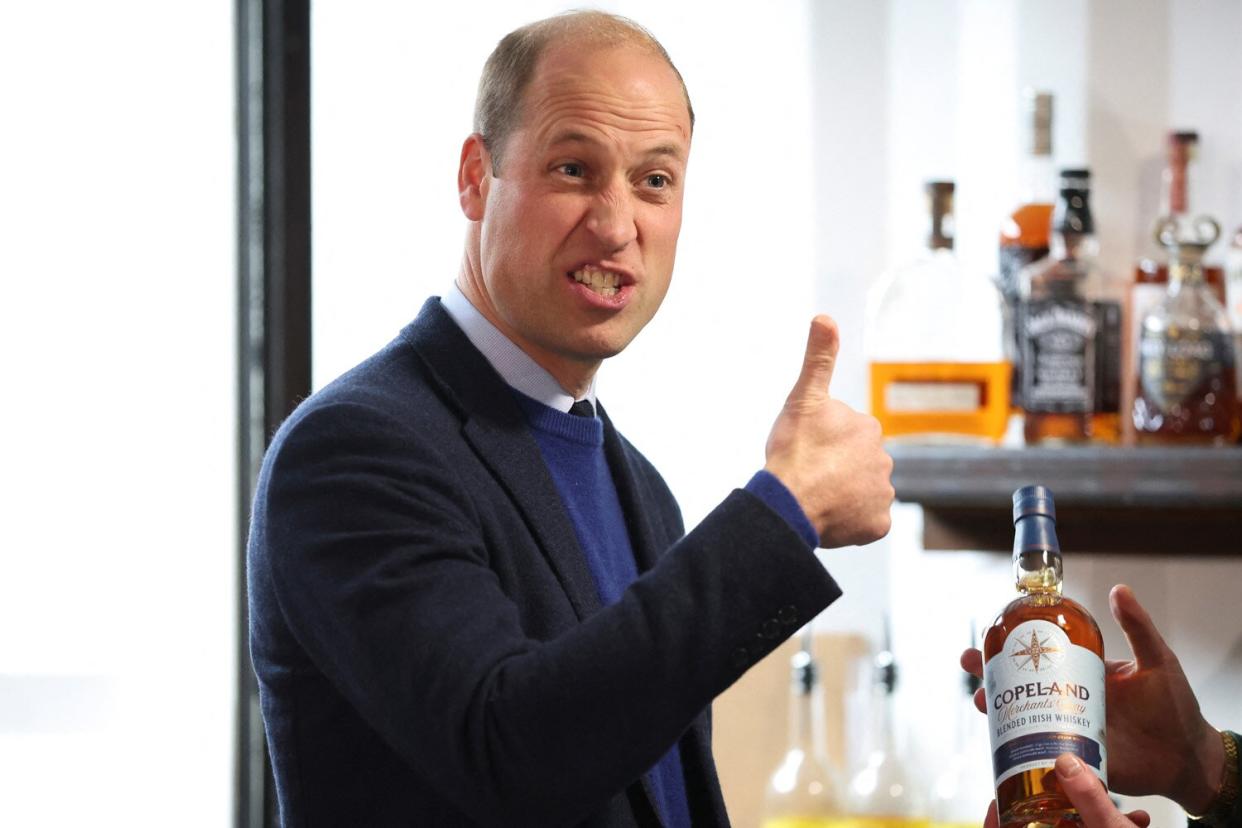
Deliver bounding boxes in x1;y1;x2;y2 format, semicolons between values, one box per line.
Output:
763;315;894;548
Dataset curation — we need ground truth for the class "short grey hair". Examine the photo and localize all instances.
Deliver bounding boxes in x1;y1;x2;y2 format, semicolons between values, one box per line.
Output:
473;10;695;171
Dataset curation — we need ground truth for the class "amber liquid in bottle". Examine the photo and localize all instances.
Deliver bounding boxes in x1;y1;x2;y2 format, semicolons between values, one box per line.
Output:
984;487;1107;828
984;595;1104;826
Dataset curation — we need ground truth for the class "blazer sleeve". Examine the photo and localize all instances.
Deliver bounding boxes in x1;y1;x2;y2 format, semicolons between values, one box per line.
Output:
254;398;842;826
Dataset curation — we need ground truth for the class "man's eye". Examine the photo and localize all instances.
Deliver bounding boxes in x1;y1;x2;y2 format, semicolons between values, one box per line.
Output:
645;174;668;188
559;163;584;177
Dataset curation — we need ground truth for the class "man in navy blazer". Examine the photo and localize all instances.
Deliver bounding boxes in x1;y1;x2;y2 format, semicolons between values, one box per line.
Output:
248;10;894;827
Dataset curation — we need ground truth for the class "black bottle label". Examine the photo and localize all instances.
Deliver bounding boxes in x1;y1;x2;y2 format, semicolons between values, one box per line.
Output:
1137;328;1235;411
1020;300;1095;413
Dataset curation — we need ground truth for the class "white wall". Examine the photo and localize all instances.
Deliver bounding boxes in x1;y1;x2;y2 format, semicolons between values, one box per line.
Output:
0;3;237;825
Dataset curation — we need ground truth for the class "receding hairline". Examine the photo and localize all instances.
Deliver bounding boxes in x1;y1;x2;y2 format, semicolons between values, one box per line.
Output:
473;10;695;167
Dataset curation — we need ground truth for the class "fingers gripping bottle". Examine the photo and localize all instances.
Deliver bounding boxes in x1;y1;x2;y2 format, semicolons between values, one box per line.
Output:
983;486;1106;828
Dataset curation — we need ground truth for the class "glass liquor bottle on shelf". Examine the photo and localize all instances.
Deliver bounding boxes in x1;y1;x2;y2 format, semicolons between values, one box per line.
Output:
846;622;928;828
999;90;1056;410
761;629;850;828
1018;169;1119;444
1134;132;1227;309
867;181;1009;442
1132;218;1241;444
983;486;1107;828
929;627;993;828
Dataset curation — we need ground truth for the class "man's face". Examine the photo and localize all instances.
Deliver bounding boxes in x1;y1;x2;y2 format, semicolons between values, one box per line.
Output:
468;43;691;387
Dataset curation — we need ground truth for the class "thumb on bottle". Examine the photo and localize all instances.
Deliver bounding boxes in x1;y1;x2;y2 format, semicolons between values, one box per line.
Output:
789;315;839;405
1055;754;1132;828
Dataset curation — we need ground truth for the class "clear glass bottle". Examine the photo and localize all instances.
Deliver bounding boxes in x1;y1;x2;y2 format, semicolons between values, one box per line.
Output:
1130;131;1228;444
999;91;1057;411
1226;225;1242;408
1018;169;1117;444
867;181;1009;442
1134;132;1228;308
983;486;1107;828
929;627;994;828
761;630;851;828
1132;218;1241;444
847;623;929;828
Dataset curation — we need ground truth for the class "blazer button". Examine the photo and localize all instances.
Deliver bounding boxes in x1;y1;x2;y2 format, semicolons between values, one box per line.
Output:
731;647;751;669
760;619;782;640
777;605;799;626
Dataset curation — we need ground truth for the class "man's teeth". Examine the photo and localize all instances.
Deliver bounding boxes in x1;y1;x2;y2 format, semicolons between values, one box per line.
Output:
572;268;621;297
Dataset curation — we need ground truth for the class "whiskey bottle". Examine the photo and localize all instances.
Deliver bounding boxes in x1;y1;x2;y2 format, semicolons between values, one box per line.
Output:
983;486;1107;828
1133;132;1227;310
1018;170;1117;444
868;181;1009;442
846;622;929;828
1132;218;1241;444
1129;131;1228;442
929;627;993;828
761;630;851;828
999;91;1056;410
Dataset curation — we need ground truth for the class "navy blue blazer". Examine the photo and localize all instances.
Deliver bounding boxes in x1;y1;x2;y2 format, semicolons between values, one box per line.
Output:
248;299;842;826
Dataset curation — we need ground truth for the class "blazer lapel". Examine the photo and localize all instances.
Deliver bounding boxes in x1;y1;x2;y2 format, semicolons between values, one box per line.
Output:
599;411;664;574
401;299;603;621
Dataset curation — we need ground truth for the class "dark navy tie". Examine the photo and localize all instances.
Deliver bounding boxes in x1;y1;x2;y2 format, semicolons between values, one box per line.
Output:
568;399;595;418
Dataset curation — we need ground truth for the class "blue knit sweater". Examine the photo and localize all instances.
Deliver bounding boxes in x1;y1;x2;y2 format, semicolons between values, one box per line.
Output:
515;394;692;828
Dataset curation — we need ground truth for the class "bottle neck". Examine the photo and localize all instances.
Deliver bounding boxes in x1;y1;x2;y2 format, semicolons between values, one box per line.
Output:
927;185;955;252
869;683;899;758
1051;230;1097;261
789;666;828;762
1014;548;1063;595
1162;139;1198;219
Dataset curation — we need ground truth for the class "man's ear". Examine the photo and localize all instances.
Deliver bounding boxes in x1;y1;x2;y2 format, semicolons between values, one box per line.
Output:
458;133;491;221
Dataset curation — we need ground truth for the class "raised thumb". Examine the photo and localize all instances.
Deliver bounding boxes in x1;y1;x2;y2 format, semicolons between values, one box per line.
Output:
790;315;839;403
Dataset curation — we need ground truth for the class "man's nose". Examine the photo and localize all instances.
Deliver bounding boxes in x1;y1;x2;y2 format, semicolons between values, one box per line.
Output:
585;186;638;251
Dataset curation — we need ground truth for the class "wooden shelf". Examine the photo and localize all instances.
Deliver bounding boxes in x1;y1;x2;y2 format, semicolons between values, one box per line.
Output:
889;444;1242;553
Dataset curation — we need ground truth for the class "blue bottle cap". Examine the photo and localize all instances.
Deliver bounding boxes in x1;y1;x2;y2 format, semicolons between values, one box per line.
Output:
1013;485;1056;523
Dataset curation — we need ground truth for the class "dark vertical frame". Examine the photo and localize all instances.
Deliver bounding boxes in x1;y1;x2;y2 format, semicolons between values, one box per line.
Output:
236;0;311;825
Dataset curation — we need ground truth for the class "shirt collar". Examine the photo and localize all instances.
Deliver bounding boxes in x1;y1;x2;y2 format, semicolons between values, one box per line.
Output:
439;284;597;414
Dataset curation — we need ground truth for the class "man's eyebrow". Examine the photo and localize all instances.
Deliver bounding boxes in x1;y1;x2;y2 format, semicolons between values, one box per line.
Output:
547;131;686;163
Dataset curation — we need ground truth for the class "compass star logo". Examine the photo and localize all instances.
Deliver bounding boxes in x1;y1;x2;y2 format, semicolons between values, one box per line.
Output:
1009;629;1062;672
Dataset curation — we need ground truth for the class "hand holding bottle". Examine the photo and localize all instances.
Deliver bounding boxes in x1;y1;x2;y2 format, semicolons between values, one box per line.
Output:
764;315;894;548
962;584;1226;811
980;758;1153;828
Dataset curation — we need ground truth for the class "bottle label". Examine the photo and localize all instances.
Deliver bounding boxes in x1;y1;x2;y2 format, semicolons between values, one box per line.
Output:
1137;328;1235;411
1020;300;1096;412
984;620;1107;788
884;381;982;413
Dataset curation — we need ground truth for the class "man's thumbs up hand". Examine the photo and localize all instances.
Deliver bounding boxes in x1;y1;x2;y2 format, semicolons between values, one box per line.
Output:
764;316;893;549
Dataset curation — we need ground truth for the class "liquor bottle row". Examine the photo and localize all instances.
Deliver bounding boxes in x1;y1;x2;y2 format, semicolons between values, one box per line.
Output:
761;488;1105;828
760;623;987;828
867;91;1242;446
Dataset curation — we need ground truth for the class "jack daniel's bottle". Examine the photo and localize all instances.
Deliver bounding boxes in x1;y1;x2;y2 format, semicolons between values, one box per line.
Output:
983;486;1106;828
1018;170;1120;444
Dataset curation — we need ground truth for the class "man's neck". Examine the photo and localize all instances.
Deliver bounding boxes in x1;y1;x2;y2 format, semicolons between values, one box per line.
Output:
454;273;599;399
